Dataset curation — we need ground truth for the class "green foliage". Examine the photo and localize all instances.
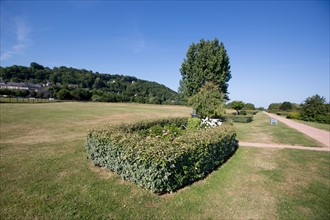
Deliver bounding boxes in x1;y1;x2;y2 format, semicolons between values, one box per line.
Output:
246;110;258;115
226;115;253;123
57;88;72;100
242;103;255;110
187;118;201;130
188;82;225;118
240;110;257;115
0;63;179;104
286;112;301;120
138;123;184;141
279;101;292;111
300;94;329;124
86;117;237;194
179;38;231;101
0;88;29;97
269;102;300;113
268;103;281;113
229;101;245;115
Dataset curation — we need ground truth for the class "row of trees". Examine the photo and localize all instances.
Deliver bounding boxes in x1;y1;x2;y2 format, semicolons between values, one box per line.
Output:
268;95;330;124
268;102;300;112
0;63;179;104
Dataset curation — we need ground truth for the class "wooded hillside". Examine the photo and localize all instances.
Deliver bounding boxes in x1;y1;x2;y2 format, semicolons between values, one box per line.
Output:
0;62;179;104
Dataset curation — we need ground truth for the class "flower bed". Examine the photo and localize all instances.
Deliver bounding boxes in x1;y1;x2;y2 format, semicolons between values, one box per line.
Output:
86;117;237;194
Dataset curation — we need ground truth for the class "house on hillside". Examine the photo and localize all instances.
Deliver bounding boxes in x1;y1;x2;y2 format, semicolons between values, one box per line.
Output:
26;83;42;92
43;80;51;87
0;83;6;89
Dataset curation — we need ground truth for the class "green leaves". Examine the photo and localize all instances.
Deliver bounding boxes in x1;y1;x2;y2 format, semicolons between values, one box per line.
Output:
86;118;238;194
188;82;225;118
179;38;231;101
300;94;329;124
226;115;253;123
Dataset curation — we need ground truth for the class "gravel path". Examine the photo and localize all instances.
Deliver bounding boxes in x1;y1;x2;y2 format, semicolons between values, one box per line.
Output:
264;112;330;149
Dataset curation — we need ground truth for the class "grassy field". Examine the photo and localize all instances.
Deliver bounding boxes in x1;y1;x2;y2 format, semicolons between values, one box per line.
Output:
1;102;329;219
293;119;330;132
233;112;323;147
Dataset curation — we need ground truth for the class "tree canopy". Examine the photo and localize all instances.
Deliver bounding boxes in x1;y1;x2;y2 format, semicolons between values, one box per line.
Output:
242;103;256;110
179;38;231;101
300;94;329;124
188;82;225;118
279;101;293;111
230;101;245;115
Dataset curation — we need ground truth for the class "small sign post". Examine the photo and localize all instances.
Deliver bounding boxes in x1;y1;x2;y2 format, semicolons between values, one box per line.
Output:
270;118;278;125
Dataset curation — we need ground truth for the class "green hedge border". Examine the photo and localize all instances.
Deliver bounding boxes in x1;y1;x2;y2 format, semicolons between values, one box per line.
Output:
226;115;253;123
86;117;238;194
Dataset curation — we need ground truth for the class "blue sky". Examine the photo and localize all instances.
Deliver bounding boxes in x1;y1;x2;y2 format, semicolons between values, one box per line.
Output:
1;0;329;108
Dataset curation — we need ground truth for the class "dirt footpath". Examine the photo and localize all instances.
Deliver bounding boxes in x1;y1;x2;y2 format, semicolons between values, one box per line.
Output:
264;112;330;149
239;141;330;152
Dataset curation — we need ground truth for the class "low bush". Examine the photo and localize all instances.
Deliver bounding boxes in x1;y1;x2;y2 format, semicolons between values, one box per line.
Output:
226;115;253;123
187;118;201;130
240;110;258;115
246;110;258;115
86;117;237;194
286;112;301;120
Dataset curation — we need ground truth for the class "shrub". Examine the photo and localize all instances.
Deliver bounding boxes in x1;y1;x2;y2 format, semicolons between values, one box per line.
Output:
86;117;237;194
239;110;257;115
300;95;329;124
286;112;301;120
188;82;225;118
245;110;258;115
187;118;201;130
226;115;253;123
240;110;247;115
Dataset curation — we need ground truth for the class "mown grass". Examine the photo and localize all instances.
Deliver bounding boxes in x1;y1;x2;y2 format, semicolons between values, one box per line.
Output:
233;112;322;147
292;119;330;132
0;102;329;219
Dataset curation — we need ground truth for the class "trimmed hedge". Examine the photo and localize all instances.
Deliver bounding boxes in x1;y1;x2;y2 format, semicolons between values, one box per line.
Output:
286;111;301;120
240;110;258;115
226;115;253;123
86;117;237;194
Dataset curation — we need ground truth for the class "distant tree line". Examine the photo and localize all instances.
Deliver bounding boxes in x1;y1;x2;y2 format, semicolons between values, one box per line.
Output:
268;95;330;124
0;62;179;104
226;101;256;115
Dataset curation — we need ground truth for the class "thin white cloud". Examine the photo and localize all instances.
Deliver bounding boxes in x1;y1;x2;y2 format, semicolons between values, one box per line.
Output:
0;18;31;61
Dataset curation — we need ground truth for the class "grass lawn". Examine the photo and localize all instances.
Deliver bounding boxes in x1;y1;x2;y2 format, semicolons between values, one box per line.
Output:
1;102;329;219
233;112;322;147
292;119;330;132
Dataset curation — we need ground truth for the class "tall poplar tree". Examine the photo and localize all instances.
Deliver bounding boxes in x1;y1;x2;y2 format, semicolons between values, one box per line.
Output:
179;38;231;101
